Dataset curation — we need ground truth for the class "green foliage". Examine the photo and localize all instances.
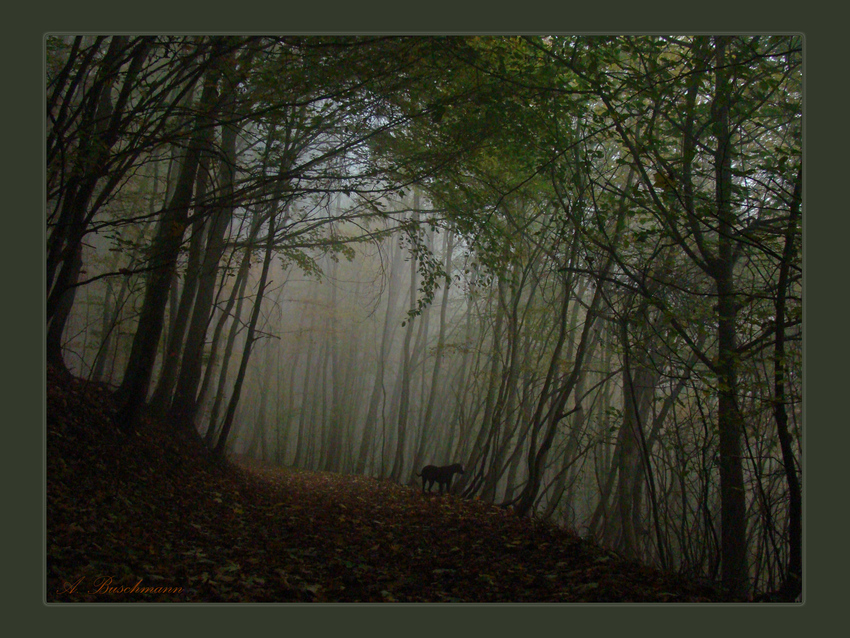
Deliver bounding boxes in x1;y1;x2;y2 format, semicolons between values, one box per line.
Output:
49;36;802;595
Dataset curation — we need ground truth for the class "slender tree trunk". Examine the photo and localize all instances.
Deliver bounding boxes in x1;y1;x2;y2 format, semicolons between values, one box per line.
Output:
618;315;667;565
323;252;345;472
46;244;82;368
296;362;315;468
774;164;803;601
481;252;545;501
389;218;419;481
711;36;749;599
214;205;280;457
294;318;318;468
169;83;239;429
461;288;504;496
356;234;403;474
203;239;253;446
47;37;135;313
47;37;153;368
246;338;274;461
148;157;211;415
90;278;115;382
116;52;221;431
513;267;602;518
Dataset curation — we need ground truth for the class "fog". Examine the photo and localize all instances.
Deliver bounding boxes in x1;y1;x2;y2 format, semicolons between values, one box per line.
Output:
47;35;802;599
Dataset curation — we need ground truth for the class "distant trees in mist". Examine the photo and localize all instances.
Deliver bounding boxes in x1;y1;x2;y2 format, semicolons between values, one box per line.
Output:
46;35;802;600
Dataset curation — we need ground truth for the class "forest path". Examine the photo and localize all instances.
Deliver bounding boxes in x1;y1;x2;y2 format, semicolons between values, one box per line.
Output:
46;365;726;602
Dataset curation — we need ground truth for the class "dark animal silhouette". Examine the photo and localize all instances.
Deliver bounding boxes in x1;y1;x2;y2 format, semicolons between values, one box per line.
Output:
417;463;464;495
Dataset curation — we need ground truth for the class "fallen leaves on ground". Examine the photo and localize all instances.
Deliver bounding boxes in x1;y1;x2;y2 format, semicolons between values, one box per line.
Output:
46;365;730;603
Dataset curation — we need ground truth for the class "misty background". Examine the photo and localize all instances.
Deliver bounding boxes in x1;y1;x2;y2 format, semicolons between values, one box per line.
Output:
46;35;802;599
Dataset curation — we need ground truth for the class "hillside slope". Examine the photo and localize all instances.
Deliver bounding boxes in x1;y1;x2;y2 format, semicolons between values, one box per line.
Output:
46;366;730;603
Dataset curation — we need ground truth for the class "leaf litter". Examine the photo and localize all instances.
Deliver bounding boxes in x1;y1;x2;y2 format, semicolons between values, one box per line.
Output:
46;365;730;603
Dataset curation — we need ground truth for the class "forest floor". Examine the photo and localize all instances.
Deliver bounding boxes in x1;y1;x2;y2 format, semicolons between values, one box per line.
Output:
46;365;733;603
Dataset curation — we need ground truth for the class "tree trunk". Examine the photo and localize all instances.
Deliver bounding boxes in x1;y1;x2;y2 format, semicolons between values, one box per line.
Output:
513;267;602;518
47;37;153;368
355;232;404;474
168;82;239;429
323;252;345;473
202;235;253;446
773;164;803;601
293;316;318;468
711;36;749;599
461;287;505;496
116;51;221;432
214;206;281;456
148;156;211;415
389;217;419;481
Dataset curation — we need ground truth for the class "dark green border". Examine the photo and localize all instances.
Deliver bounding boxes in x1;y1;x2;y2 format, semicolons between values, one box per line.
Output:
23;0;844;634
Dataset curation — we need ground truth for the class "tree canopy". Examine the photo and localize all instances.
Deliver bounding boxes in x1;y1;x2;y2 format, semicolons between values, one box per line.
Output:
46;34;802;601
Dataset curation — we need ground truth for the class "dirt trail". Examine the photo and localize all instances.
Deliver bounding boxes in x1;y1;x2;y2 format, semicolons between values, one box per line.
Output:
46;366;727;602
